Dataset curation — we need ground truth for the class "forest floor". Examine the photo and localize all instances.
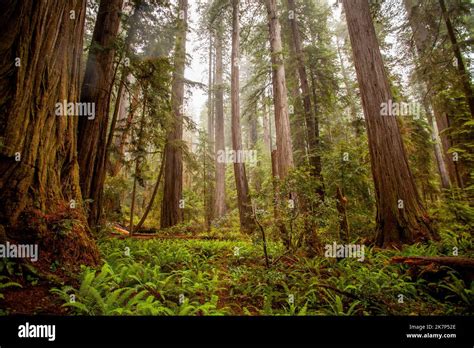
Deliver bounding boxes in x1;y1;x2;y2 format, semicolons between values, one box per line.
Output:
1;227;472;316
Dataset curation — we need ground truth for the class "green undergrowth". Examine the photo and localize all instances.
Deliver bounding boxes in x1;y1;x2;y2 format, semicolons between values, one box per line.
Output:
49;229;473;316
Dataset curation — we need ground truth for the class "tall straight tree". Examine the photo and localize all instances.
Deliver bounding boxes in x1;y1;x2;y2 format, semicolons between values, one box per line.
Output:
343;0;436;247
231;0;256;234
0;0;98;265
439;0;474;119
161;0;188;228
264;0;294;179
213;26;226;218
286;0;322;186
77;0;124;227
206;31;215;228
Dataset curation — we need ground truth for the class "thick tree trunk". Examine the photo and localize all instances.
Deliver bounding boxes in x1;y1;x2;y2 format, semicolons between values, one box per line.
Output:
213;28;226;219
343;0;436;247
264;0;294;180
0;0;98;267
77;0;123;228
231;0;256;234
161;0;188;228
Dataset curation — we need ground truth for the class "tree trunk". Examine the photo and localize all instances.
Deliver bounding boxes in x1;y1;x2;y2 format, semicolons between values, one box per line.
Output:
77;0;124;228
161;0;188;229
134;148;166;232
0;0;99;267
111;84;139;176
231;0;256;234
264;0;294;180
403;0;452;189
248;103;258;149
284;21;306;166
129;93;147;235
439;0;474;119
262;94;272;154
107;73;130;176
106;4;141;176
206;33;214;228
308;63;325;199
336;186;350;242
336;37;364;135
287;0;321;183
213;27;226;219
343;0;436;247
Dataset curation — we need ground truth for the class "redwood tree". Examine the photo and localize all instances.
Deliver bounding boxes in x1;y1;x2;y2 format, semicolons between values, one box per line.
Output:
77;0;124;228
0;0;98;266
286;0;322;188
161;0;188;228
231;0;256;234
264;0;294;179
343;0;436;247
213;26;226;219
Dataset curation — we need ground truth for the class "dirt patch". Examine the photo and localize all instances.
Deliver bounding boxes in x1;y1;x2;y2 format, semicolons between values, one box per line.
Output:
1;282;69;315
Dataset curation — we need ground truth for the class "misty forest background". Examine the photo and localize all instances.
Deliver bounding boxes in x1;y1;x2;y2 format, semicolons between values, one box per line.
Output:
0;0;473;315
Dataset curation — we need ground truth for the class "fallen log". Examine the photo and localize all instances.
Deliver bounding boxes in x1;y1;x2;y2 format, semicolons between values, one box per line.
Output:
112;225;130;236
391;256;474;282
391;256;474;269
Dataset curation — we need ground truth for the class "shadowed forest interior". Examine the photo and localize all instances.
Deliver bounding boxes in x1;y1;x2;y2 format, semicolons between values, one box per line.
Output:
0;0;473;316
